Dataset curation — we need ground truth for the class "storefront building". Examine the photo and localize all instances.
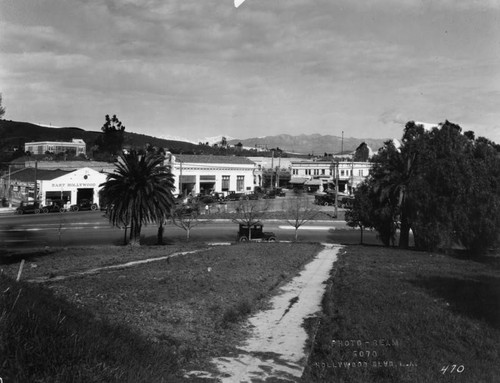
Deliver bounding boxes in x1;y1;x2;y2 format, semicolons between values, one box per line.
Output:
290;160;372;193
167;154;257;196
39;167;108;207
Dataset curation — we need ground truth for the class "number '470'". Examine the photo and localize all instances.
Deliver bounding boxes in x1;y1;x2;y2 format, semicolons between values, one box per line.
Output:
441;364;465;374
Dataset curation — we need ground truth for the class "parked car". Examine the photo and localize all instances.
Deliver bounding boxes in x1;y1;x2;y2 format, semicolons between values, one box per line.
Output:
42;202;66;213
263;188;286;199
15;203;42;215
314;193;336;206
70;199;98;212
237;223;276;242
245;192;260;200
196;195;218;204
225;192;246;201
339;196;355;209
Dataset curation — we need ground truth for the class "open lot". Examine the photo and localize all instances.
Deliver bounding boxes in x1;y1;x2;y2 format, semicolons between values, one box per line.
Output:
1;243;498;382
0;242;322;382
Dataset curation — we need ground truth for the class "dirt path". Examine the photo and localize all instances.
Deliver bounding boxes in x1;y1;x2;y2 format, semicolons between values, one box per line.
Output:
25;249;206;283
187;244;341;382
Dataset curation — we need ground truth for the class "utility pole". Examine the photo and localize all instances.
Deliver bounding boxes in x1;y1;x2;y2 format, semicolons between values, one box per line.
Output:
334;161;339;218
270;149;274;190
34;160;38;205
276;153;281;188
8;165;11;207
351;160;354;195
179;160;183;197
341;131;344;154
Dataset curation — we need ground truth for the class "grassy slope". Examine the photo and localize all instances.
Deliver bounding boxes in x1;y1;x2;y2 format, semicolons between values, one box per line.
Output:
302;246;500;383
0;242;322;382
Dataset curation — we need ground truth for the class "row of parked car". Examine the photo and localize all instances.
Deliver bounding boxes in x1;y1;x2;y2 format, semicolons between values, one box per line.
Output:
177;188;287;206
15;199;99;215
314;193;355;208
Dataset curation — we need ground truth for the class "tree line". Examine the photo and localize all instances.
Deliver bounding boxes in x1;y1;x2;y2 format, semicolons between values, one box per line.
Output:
346;121;500;255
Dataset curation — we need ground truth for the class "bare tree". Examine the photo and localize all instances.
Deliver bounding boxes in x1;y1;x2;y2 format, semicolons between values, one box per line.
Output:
232;199;270;240
282;194;320;241
170;204;207;241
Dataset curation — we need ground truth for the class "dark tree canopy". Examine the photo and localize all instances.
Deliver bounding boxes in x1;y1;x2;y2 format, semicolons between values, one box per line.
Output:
97;114;126;155
0;93;6;119
346;120;500;254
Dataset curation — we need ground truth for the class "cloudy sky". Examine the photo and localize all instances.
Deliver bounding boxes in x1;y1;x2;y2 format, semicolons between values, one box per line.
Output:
1;0;499;143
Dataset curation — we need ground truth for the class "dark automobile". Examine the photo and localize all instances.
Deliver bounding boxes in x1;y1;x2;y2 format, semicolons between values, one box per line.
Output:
225;192;246;201
314;193;336;206
42;201;66;213
196;195;217;204
70;199;98;212
237;223;276;242
263;188;286;199
245;192;260;200
339;196;355;209
15;203;42;215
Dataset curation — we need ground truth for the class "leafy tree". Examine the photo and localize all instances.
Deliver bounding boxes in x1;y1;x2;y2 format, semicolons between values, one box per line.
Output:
345;182;374;244
0;93;5;119
98;114;126;155
358;120;500;254
282;194;320;241
353;142;370;162
100;150;175;246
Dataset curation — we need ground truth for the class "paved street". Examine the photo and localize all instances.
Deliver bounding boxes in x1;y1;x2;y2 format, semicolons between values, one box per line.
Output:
0;197;382;248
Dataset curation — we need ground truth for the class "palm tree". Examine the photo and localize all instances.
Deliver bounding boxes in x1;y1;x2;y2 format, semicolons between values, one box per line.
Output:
100;150;175;245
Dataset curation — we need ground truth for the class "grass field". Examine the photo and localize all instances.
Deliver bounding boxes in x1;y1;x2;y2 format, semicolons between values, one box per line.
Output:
1;243;498;382
302;246;500;383
0;242;322;382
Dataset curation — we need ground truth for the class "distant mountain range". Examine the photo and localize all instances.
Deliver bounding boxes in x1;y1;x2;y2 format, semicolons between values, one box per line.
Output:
227;134;389;155
1;120;389;155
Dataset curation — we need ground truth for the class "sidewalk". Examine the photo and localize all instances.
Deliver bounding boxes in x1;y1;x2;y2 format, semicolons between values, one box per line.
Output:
0;206;16;214
186;244;341;382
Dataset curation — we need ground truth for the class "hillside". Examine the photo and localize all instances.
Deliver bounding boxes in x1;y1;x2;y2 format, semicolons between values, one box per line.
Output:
0;120;200;154
228;134;389;155
1;119;390;157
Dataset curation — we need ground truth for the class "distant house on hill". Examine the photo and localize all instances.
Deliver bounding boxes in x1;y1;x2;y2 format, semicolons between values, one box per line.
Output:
24;139;86;156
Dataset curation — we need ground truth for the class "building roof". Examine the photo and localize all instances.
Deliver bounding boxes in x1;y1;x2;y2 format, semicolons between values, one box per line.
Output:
2;168;72;183
175;154;255;165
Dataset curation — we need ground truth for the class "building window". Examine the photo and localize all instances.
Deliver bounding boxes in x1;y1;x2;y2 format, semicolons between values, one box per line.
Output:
222;175;230;191
358;170;363;176
341;170;345;176
237;176;244;191
322;169;326;175
314;169;319;175
305;169;311;175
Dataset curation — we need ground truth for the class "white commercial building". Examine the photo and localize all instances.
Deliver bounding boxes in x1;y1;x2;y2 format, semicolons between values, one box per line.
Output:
39;167;108;207
167;154;257;196
290;160;372;194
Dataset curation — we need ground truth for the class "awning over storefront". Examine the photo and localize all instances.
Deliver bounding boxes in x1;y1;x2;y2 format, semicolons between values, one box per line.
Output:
304;179;322;186
289;177;309;184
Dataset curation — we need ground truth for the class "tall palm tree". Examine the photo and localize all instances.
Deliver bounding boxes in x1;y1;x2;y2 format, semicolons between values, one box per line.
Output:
100;150;175;245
